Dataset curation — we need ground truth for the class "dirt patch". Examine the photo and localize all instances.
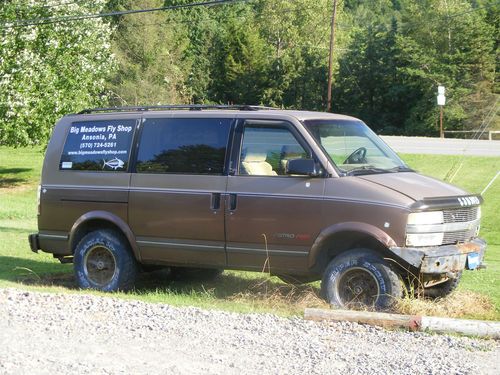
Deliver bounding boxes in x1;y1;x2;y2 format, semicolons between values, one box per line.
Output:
16;271;75;288
0;167;34;189
0;182;33;192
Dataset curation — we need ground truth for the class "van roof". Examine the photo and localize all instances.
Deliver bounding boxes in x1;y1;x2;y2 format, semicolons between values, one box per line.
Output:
71;104;359;122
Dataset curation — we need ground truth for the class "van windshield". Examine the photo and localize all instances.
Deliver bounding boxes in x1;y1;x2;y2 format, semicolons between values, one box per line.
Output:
304;119;410;175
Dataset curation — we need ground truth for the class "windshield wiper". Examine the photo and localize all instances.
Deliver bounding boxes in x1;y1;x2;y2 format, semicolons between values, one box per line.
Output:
344;165;414;176
387;166;414;172
345;166;391;176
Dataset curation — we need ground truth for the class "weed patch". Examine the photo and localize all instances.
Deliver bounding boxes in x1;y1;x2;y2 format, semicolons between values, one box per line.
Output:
396;291;496;321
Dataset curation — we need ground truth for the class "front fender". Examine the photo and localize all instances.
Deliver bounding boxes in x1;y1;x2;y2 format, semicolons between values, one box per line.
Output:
308;221;397;269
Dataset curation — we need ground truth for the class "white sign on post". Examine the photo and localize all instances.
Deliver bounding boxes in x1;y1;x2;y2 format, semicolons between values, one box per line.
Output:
437;94;446;105
437;85;446;106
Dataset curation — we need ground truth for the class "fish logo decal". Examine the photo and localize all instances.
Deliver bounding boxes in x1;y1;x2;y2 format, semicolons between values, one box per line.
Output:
103;158;125;170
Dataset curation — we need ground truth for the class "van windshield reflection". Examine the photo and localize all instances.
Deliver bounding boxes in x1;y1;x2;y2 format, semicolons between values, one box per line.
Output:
304;119;411;175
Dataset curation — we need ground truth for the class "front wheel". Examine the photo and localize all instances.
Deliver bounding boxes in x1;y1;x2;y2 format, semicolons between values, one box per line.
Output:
321;249;403;310
424;272;462;299
74;229;138;292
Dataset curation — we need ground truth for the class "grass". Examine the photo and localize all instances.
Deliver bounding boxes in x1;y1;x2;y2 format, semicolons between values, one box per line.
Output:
0;146;498;319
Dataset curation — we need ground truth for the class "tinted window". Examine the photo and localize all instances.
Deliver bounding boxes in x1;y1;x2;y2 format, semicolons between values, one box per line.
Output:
136;118;232;174
239;125;308;176
60;120;136;171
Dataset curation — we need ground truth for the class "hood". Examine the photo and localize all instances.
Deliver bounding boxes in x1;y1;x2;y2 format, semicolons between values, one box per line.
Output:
357;172;468;202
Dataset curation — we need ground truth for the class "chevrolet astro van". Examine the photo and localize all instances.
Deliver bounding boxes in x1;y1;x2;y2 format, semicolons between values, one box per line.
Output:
29;105;486;309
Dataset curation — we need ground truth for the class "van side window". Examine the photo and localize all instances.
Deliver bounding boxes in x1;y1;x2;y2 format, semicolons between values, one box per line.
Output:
239;125;308;176
136;118;232;175
59;120;136;171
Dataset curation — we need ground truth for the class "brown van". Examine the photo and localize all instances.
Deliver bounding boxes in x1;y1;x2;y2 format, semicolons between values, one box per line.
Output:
29;105;486;309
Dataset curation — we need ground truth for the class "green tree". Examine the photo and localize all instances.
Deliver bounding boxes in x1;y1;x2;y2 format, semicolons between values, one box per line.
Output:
257;0;344;110
207;4;272;104
170;0;347;109
106;0;190;106
333;1;410;132
171;1;217;104
105;0;349;110
333;0;497;135
0;0;114;146
396;0;497;135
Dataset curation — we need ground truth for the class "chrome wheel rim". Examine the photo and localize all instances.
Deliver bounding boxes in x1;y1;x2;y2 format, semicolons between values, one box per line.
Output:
83;245;117;287
335;267;381;308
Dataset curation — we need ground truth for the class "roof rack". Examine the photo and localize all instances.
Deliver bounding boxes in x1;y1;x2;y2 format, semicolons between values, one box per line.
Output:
77;104;277;115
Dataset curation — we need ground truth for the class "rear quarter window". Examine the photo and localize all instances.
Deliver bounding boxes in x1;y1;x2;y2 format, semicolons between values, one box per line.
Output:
59;119;136;171
136;118;232;175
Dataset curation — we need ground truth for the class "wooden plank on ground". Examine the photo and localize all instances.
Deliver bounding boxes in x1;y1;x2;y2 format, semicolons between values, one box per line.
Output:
304;308;421;331
304;308;500;339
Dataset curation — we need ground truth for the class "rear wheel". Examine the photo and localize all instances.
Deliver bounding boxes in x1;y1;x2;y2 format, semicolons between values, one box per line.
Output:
321;248;403;310
74;229;138;292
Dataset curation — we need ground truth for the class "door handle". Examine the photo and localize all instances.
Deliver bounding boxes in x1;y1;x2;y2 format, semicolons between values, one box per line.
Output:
229;194;237;211
211;193;221;210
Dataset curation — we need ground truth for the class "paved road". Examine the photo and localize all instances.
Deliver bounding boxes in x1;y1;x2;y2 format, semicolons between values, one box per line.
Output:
381;136;500;156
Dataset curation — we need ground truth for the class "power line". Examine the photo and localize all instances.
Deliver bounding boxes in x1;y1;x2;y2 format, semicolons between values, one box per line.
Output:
445;97;499;182
119;4;351;30
2;0;495;35
3;0;355;32
1;0;249;29
9;0;493;30
116;1;495;33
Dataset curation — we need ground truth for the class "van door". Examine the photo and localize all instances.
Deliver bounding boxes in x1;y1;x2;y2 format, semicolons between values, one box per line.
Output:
225;120;325;273
129;116;233;267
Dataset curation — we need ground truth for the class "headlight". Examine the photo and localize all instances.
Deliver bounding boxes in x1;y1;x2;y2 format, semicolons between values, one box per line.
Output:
406;211;444;247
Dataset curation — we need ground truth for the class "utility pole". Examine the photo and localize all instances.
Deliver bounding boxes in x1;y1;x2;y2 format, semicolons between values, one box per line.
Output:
326;0;338;112
440;106;444;138
437;86;446;138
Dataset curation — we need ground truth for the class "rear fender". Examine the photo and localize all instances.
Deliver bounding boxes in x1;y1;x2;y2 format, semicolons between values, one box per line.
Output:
69;211;140;261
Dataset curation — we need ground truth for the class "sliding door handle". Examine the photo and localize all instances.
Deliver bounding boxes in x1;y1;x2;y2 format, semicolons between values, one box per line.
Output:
211;193;221;210
229;194;237;211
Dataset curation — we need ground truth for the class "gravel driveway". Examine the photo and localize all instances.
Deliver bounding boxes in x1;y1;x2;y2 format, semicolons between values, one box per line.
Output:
0;288;498;375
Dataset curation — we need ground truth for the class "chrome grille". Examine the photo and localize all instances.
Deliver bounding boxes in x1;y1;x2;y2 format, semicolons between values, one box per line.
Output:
443;207;478;223
443;229;476;245
442;207;479;245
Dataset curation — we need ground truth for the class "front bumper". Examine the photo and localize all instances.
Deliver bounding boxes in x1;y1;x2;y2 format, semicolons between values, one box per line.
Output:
389;237;486;274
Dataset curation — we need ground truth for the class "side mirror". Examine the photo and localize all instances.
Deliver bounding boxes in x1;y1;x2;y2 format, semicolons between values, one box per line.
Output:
286;159;320;177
